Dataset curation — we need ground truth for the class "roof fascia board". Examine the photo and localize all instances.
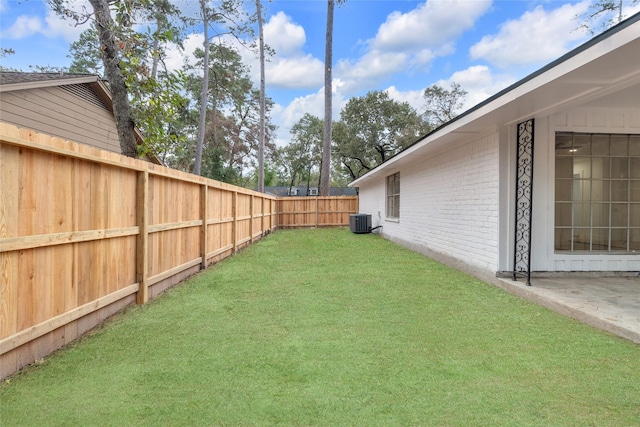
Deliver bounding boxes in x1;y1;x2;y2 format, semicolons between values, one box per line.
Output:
0;75;100;93
89;80;115;111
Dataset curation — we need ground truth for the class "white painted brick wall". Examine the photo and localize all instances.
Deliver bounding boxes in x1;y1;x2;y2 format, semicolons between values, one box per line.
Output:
358;133;500;273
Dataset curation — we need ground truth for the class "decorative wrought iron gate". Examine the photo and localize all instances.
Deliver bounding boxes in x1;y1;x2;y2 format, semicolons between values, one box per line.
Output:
513;119;534;285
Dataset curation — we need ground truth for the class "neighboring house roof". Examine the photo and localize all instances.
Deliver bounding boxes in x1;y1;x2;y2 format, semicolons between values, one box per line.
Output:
350;12;640;187
0;72;101;86
0;72;162;165
0;72;115;112
264;186;358;197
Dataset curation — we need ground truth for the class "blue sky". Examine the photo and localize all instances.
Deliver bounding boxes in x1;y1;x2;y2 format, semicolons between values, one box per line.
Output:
2;0;639;145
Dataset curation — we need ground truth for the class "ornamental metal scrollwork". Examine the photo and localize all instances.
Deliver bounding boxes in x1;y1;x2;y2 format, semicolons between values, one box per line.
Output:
513;119;534;285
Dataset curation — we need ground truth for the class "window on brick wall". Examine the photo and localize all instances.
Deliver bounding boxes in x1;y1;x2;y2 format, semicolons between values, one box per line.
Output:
555;132;640;253
386;172;400;219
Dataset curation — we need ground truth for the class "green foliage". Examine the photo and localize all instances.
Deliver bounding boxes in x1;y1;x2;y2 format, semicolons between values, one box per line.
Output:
2;229;639;426
0;48;15;58
276;113;324;188
575;0;639;34
128;70;191;161
68;27;103;75
422;82;468;128
183;43;276;185
55;0;274;182
26;65;68;73
333;90;427;180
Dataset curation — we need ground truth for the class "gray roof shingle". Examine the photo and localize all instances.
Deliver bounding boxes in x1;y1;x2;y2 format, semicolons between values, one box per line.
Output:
0;72;99;85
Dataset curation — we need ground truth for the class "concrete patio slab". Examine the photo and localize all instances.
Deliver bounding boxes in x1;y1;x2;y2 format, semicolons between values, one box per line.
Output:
495;276;640;344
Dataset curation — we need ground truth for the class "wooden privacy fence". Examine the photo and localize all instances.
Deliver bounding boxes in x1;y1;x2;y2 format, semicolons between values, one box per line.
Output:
0;123;281;378
276;196;358;229
0;123;358;379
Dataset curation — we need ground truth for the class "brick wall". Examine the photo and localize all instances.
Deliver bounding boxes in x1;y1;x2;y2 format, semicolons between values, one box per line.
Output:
358;133;500;273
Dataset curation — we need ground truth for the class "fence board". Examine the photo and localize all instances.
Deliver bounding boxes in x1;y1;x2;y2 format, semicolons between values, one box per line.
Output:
276;196;358;228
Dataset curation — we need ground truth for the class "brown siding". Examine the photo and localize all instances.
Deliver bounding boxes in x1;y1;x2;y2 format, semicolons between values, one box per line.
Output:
0;86;121;153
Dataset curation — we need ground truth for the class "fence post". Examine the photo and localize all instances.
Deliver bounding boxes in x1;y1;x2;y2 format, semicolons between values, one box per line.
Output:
200;183;208;269
315;197;319;228
232;191;238;253
250;194;254;243
136;170;149;305
261;197;265;237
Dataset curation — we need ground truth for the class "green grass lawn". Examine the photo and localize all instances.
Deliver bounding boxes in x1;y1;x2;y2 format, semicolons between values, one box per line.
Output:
2;228;639;426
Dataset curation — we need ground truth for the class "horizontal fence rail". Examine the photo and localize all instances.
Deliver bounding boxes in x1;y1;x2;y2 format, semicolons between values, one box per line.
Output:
0;123;357;379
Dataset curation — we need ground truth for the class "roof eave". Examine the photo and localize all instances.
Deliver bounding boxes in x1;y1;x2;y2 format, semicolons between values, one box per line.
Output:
0;75;101;93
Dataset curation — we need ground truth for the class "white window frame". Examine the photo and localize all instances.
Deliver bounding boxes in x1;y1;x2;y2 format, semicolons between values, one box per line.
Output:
554;132;640;253
386;172;400;219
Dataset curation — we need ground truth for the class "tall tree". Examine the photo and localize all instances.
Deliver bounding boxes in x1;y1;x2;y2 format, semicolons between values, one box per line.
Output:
256;0;266;192
68;27;103;75
88;0;138;157
278;113;323;191
320;0;335;196
333;91;425;180
194;0;211;175
185;44;275;185
422;82;467;129
189;0;250;175
53;0;186;158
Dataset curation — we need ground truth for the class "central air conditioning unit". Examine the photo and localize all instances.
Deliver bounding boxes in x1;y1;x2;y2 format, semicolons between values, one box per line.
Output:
349;214;372;234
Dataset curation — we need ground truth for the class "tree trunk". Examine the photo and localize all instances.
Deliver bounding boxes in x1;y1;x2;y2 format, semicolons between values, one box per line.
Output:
256;0;266;192
320;0;334;196
151;35;159;79
89;0;138;158
194;0;210;176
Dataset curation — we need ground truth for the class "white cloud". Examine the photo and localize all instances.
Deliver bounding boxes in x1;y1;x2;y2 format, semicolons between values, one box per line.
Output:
218;12;322;90
164;33;203;72
470;1;591;69
446;66;515;110
384;86;425;112
3;0;88;42
163;12;323;92
43;10;88;42
263;11;306;56
336;50;407;94
4;16;43;39
623;2;640;18
272;79;347;146
266;55;324;89
373;0;492;51
333;0;491;96
383;65;518;117
260;12;324;90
